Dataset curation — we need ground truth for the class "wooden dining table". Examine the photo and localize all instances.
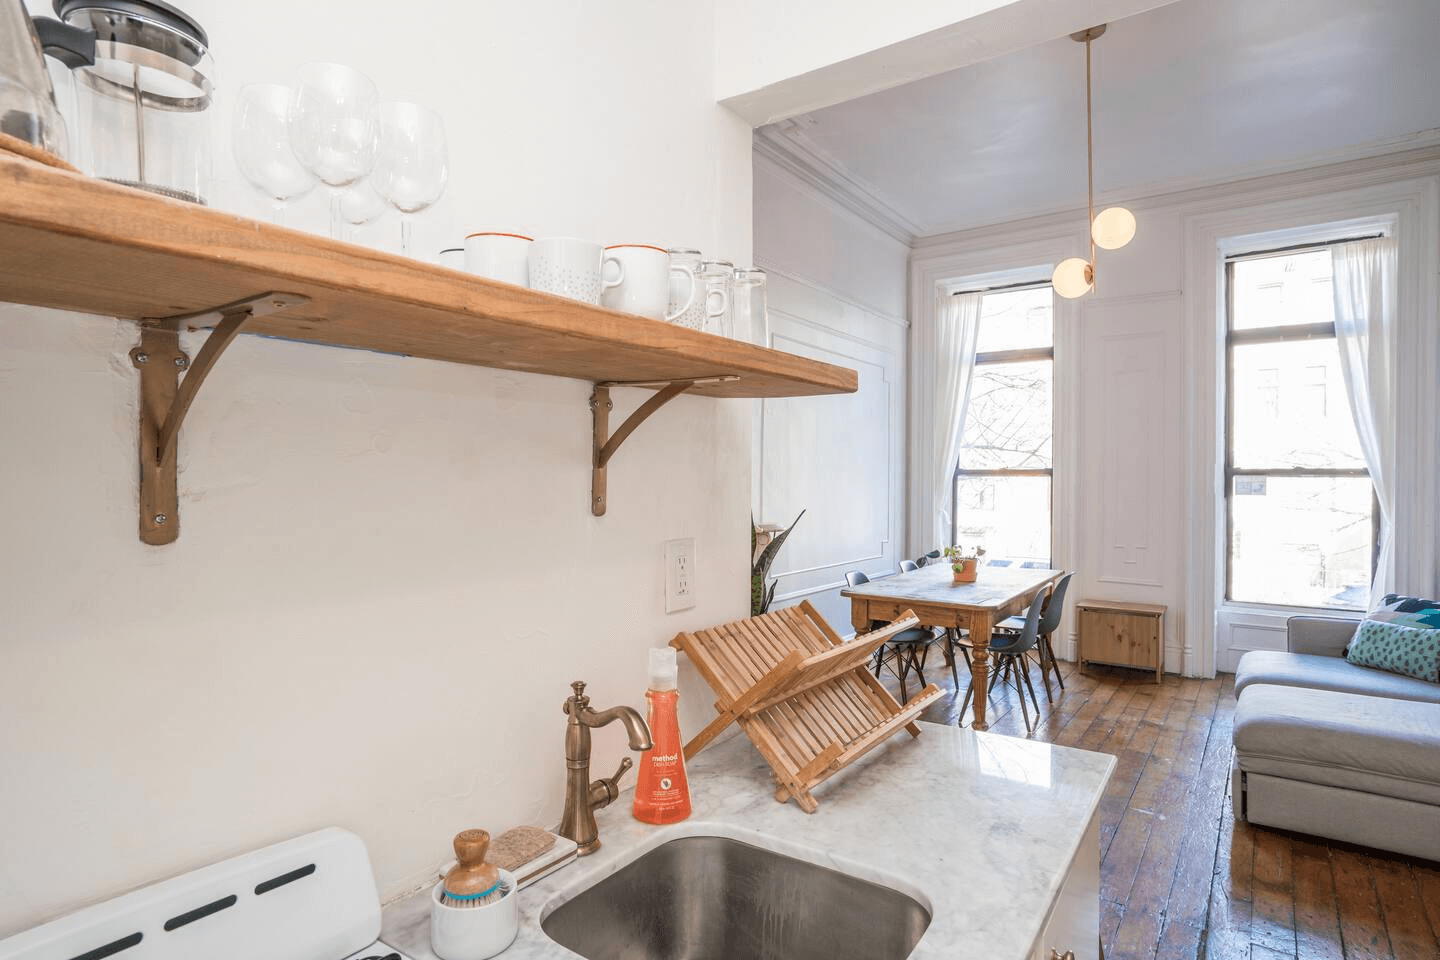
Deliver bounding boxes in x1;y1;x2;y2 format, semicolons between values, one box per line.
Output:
840;563;1063;731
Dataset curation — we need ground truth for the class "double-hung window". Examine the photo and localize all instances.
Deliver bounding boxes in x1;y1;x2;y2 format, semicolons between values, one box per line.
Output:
953;285;1053;564
1225;245;1375;609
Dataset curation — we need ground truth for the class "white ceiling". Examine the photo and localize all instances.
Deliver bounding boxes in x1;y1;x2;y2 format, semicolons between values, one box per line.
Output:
759;0;1440;239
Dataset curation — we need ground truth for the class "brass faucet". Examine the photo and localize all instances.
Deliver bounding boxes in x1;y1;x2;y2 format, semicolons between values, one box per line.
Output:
558;680;653;855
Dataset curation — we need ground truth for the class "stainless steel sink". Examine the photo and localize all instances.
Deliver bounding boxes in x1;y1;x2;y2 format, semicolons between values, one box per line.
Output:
540;835;930;960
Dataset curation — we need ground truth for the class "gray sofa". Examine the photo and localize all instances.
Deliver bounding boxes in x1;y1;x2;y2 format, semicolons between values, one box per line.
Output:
1231;616;1440;861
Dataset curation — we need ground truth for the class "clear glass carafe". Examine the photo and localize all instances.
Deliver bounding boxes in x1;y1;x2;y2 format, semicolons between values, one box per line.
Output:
733;267;768;346
56;0;215;204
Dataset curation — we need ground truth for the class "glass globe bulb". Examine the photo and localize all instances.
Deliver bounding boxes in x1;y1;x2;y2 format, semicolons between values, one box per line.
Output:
1091;206;1136;250
1052;257;1094;298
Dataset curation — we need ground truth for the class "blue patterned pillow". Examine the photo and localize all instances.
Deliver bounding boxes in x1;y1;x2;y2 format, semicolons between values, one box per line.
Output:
1372;594;1440;629
1345;619;1440;682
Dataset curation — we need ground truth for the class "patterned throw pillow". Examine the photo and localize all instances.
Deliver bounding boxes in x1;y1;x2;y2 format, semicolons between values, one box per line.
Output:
1371;594;1440;629
1345;618;1440;683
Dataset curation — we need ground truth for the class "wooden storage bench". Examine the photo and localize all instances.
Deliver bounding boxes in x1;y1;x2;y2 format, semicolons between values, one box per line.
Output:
1075;600;1165;682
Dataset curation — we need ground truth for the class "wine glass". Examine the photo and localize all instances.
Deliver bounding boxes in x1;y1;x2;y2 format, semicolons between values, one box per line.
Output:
371;101;448;256
231;83;315;224
287;62;379;238
338;179;387;243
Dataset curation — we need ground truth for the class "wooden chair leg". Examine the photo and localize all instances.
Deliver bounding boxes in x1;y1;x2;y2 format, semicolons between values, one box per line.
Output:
912;644;929;689
1043;633;1066;691
1035;633;1056;703
896;646;910;704
942;630;960;689
1008;655;1033;734
1018;652;1041;719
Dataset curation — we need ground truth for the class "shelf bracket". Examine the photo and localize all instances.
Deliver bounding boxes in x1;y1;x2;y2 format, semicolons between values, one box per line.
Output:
589;376;739;517
129;292;309;544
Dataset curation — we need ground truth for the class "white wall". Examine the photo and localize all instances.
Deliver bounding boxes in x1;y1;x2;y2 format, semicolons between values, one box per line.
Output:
910;146;1440;677
752;150;909;631
1;0;755;935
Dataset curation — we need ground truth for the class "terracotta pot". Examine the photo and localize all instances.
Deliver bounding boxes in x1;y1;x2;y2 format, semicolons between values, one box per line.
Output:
952;558;978;583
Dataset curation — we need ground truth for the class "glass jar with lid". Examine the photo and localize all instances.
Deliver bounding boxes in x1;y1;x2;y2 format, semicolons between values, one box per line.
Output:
52;0;216;204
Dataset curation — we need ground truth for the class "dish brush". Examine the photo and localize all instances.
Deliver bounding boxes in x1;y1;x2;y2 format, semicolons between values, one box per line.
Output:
440;829;509;908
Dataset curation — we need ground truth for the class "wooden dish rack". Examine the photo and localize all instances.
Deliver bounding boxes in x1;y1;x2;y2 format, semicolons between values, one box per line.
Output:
671;601;942;813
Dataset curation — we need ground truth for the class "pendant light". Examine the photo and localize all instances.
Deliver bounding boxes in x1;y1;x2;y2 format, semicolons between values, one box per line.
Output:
1052;24;1135;299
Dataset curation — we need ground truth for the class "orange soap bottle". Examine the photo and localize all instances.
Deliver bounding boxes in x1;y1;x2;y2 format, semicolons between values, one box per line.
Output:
633;647;692;824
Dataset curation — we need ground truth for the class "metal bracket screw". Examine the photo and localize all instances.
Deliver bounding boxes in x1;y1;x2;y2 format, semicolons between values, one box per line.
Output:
133;351;148;364
153;514;168;525
173;355;189;369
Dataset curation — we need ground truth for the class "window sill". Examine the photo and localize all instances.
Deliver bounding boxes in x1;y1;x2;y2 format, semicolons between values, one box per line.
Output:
1220;600;1364;620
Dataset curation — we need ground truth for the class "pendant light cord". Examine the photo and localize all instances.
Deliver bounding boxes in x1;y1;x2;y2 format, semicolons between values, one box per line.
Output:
1085;35;1095;267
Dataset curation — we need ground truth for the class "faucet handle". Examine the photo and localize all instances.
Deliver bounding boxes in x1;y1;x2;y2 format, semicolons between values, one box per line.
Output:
588;756;635;811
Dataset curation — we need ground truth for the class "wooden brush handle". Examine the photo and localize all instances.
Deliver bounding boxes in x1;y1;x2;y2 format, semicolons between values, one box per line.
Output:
444;829;499;895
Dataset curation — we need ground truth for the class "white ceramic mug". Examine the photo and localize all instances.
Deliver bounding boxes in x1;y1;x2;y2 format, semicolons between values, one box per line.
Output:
528;237;623;304
601;244;695;320
430;871;519;960
465;232;532;287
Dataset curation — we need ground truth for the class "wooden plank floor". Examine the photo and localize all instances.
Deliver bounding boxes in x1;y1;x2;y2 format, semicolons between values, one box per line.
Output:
875;652;1440;960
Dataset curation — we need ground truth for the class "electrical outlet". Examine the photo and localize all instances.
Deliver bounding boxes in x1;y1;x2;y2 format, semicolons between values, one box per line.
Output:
665;538;696;613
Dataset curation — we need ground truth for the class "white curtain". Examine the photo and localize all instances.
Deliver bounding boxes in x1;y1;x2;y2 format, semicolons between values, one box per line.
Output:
931;291;983;552
1332;237;1398;611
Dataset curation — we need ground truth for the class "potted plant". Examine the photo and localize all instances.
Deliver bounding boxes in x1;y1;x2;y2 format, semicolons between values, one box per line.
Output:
943;544;985;584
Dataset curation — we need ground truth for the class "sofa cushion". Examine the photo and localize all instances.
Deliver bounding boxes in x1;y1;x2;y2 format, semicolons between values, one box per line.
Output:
1234;685;1440;806
1345;619;1440;682
1234;650;1440;704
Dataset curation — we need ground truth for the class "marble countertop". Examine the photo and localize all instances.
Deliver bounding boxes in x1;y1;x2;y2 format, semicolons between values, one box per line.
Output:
381;721;1115;960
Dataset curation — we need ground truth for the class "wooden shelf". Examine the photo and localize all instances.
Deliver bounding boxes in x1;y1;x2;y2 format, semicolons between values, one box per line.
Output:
0;153;857;540
0;154;857;399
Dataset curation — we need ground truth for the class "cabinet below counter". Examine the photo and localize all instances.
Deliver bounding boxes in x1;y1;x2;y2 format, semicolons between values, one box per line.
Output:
381;721;1115;960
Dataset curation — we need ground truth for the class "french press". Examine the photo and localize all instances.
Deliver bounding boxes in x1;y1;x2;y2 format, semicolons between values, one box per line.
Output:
46;0;217;204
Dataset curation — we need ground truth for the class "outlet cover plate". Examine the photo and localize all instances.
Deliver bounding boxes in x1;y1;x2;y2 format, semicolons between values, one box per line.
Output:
665;538;696;613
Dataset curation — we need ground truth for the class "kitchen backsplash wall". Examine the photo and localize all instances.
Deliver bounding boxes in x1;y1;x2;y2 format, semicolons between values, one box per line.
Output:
0;0;752;935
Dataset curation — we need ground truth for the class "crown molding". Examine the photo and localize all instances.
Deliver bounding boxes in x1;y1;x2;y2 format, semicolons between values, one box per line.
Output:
753;121;924;245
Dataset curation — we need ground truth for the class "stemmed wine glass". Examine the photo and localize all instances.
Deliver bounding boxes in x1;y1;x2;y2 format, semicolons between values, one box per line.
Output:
371;101;448;255
232;83;315;224
338;179;388;243
287;62;379;238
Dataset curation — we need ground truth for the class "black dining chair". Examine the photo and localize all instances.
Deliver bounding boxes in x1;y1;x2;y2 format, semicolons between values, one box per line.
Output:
992;572;1074;702
845;570;938;703
959;588;1047;734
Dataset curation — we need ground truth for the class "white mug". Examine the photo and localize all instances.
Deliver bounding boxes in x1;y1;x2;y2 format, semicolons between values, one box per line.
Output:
601;244;695;321
529;237;623;304
465;232;532;287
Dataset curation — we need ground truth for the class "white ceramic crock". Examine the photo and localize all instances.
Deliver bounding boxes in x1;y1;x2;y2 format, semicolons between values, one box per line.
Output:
429;869;519;960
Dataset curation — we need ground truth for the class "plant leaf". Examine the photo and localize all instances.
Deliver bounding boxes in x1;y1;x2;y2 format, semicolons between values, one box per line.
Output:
753;509;805;578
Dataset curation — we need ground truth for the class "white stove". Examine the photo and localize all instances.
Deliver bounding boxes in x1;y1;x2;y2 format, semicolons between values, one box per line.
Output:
0;828;415;960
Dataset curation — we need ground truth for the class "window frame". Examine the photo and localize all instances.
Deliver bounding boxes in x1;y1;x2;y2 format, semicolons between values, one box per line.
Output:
951;281;1055;561
1222;242;1379;610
